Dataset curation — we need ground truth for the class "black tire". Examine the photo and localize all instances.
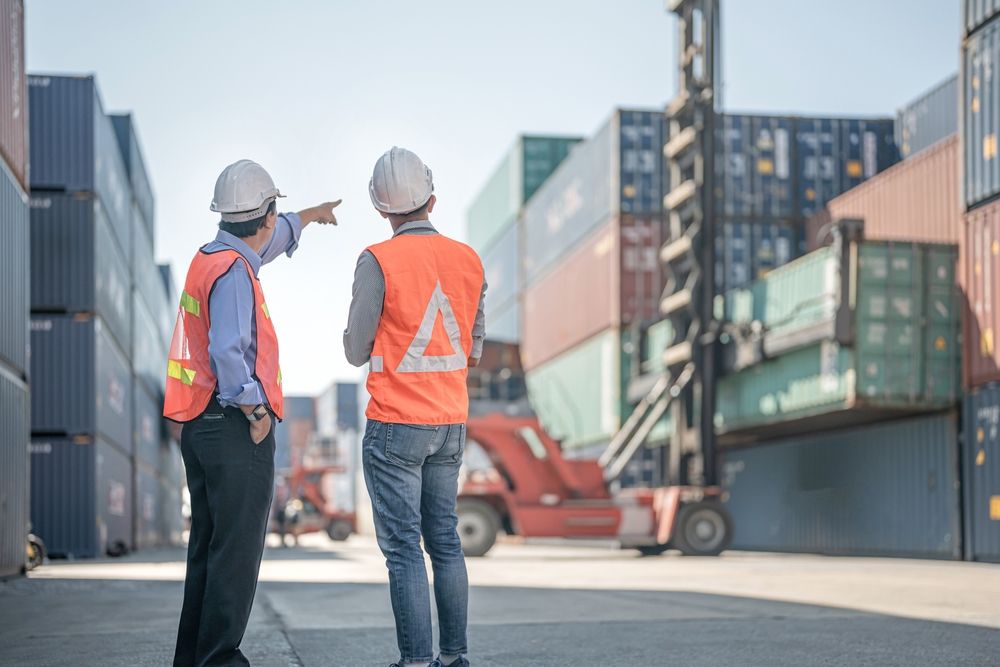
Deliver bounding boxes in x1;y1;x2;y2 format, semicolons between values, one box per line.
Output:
26;535;46;570
326;519;353;542
672;501;733;557
636;544;669;557
456;499;500;557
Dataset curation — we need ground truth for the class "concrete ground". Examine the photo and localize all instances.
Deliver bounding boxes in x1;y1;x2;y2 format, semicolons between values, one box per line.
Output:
3;534;1000;666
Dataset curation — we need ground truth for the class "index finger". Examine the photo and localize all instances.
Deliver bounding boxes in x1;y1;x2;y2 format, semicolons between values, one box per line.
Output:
329;199;343;209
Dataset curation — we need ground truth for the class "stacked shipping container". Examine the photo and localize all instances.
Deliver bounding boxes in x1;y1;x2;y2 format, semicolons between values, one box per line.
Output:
962;0;1000;561
0;0;28;579
28;74;179;558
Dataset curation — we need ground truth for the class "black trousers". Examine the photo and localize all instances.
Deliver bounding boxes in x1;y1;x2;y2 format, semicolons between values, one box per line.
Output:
174;398;275;667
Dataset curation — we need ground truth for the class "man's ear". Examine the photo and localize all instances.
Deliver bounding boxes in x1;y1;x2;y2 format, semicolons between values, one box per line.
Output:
265;209;278;229
426;194;437;214
379;210;389;219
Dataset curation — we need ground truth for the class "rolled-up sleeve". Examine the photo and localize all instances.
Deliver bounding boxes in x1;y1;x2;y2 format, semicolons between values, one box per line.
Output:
259;212;303;265
471;274;487;359
208;261;265;407
343;251;385;367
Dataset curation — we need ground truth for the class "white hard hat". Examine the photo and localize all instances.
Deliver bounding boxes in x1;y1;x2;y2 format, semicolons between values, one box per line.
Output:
210;159;285;223
369;147;434;214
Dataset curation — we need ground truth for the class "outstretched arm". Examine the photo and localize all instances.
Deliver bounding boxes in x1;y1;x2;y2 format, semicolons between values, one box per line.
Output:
259;200;342;265
298;200;341;229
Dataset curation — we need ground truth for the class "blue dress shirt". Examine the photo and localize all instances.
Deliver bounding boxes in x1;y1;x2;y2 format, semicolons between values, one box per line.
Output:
204;213;302;408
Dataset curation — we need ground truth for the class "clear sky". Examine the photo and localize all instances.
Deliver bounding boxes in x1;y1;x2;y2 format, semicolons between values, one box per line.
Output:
25;0;959;395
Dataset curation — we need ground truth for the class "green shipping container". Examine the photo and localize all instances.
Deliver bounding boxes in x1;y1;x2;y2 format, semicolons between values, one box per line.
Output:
525;329;620;451
715;241;960;444
467;135;582;253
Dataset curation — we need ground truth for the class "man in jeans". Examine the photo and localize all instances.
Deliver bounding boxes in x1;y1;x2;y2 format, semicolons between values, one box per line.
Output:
344;147;487;667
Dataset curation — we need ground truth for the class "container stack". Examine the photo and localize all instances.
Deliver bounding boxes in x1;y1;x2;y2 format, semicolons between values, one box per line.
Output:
961;1;1000;564
27;74;178;558
0;0;29;579
714;73;964;558
468;135;582;343
520;110;667;463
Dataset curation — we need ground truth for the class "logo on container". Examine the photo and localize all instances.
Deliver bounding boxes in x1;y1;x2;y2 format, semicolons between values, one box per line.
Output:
143;494;155;521
109;481;126;516
30;319;52;332
29;197;51;209
28;443;52;455
108;376;125;416
27;76;50;87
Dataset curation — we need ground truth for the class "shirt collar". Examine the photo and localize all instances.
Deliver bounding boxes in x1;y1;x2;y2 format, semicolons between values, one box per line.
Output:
392;219;438;237
214;230;262;276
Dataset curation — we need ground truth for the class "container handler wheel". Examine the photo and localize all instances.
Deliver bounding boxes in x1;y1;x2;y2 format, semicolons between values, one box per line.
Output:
456;499;500;557
673;500;733;557
326;519;353;542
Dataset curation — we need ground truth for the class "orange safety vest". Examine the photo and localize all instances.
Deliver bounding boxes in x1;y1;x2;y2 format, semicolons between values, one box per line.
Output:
163;247;284;422
365;233;483;425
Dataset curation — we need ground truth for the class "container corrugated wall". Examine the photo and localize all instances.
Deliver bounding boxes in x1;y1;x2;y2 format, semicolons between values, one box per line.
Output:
964;197;1000;386
30;193;133;353
716;115;795;218
524;329;620;451
896;76;958;159
0;368;28;577
134;460;160;549
28;75;132;256
481;220;519;319
0;1;26;192
0;155;28;374
486;300;519;344
964;18;1000;208
133;379;161;466
714;219;805;294
963;382;1000;562
132;291;167;396
522;220;619;371
109;114;154;234
132;211;171;344
30;314;133;450
966;0;1000;36
720;412;962;559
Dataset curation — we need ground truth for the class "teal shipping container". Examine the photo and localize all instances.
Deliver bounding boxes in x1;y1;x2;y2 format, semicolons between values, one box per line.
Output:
467;135;582;254
715;241;960;444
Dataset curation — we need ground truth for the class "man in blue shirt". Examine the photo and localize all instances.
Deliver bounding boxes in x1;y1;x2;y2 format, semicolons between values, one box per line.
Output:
167;160;339;667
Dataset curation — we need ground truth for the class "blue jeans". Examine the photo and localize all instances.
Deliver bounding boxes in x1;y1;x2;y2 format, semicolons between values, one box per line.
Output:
362;420;469;664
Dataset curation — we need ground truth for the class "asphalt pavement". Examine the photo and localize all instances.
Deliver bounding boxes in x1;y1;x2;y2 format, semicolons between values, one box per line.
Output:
2;536;999;666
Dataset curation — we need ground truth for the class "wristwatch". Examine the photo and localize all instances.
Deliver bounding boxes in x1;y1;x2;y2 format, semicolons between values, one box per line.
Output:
246;404;269;421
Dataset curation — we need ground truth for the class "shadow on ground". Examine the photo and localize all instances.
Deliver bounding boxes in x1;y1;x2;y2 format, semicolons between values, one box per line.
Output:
1;578;997;667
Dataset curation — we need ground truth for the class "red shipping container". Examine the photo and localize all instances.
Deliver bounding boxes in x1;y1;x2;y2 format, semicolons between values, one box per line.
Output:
965;199;1000;387
807;136;962;276
0;1;26;191
521;217;664;371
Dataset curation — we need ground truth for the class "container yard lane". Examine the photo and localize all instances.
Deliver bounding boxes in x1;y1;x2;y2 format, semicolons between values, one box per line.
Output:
2;534;999;666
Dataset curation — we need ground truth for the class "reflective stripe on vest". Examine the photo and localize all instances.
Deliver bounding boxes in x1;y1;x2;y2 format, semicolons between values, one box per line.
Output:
364;234;483;425
163;247;284;422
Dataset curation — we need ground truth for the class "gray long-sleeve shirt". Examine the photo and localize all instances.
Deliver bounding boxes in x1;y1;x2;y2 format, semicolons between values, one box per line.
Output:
343;219;487;367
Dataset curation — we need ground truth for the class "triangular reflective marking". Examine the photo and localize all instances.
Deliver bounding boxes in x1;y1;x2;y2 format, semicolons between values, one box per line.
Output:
396;281;467;373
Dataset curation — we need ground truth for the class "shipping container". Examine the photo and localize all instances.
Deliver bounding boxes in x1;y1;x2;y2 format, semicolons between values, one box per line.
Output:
0;155;28;375
796;117;897;218
28;75;132;257
159;438;184;490
715;115;795;218
480;219;519;310
30;192;132;354
0;0;26;191
720;412;961;559
132;379;161;467
962;382;1000;562
964;197;1000;386
30;314;133;449
807;136;961;254
485;298;519;344
714;219;805;294
521;217;664;371
132;291;167;396
467;135;582;253
523;110;664;284
158;263;177;344
30;435;133;558
966;0;1000;36
133;459;160;549
158;476;184;545
965;17;1000;208
0;368;28;578
524;329;620;451
109;113;155;236
896;76;958;159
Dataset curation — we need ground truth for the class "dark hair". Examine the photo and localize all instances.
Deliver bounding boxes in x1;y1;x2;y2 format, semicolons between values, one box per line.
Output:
388;199;430;221
218;200;276;238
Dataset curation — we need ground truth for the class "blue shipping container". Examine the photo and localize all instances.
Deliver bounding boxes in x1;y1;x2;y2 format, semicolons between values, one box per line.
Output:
962;383;1000;562
28;75;133;260
715;115;794;219
966;0;1000;36
714;219;806;294
965;17;1000;208
896;75;958;159
720;412;962;559
110;113;155;236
